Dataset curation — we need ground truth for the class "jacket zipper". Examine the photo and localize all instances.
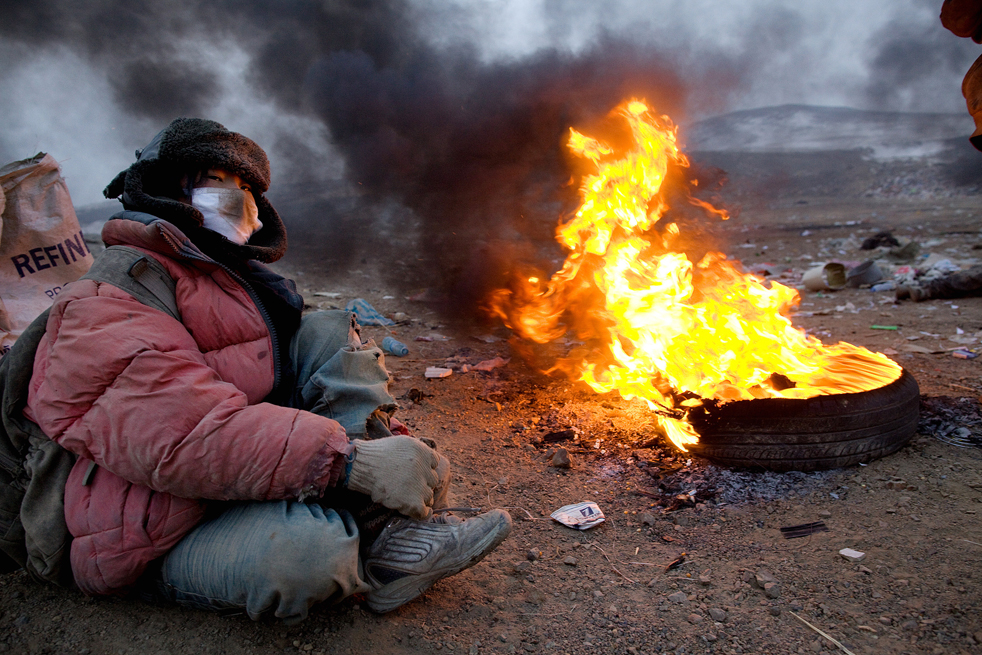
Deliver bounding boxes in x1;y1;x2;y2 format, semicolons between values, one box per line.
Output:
159;232;282;392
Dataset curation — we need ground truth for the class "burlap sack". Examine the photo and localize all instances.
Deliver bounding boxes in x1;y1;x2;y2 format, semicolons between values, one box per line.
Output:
0;153;94;357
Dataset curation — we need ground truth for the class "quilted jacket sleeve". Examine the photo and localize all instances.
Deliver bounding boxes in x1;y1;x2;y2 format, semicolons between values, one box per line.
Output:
27;279;351;501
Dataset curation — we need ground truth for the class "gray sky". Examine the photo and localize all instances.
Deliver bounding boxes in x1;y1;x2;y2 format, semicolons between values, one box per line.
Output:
0;0;977;206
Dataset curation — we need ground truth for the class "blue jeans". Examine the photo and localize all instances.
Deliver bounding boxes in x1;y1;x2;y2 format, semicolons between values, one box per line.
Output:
157;311;405;623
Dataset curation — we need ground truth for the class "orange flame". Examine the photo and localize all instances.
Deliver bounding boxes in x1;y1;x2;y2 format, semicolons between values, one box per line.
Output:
488;100;901;451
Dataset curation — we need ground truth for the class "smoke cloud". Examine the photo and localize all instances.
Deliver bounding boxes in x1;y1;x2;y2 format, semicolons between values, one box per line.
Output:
1;0;979;313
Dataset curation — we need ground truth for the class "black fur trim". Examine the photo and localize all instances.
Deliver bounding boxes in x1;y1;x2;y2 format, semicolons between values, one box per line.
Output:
103;119;288;264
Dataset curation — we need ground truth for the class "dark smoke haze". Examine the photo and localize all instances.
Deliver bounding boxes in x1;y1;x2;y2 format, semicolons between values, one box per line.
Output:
1;0;979;313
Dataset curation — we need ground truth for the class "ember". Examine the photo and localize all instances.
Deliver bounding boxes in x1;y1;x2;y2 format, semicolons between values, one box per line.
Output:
488;100;902;451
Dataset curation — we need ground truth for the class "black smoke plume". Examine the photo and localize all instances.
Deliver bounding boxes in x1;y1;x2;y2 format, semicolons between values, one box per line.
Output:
0;0;740;316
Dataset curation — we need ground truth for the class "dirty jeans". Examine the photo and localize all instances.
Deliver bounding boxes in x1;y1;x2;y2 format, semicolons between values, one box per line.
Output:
156;311;412;623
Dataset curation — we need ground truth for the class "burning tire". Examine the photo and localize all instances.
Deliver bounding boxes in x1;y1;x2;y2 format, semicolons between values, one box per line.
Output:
685;369;919;472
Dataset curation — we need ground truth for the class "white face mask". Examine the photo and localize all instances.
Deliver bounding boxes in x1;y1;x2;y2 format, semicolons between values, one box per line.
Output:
191;187;263;245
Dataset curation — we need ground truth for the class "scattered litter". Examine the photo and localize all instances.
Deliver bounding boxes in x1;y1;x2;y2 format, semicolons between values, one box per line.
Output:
780;521;829;539
839;548;866;562
925;258;960;275
901;344;943;354
870;280;896;292
415;334;450;342
550;502;606;530
846;261;883;287
424;367;453;378
472;357;509;372
881;348;899;355
471;334;501;343
886;241;920;264
665;553;687;573
345;299;394;326
953;349;978;360
834;302;857;313
803;263;846;291
861;231;899;250
313;291;341;298
869;325;898;331
381;336;409;357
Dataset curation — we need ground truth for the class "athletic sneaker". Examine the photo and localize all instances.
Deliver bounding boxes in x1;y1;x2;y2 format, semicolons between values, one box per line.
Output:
363;509;512;613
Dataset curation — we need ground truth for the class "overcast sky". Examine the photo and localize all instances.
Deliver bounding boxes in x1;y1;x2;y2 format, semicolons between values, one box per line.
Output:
1;0;977;206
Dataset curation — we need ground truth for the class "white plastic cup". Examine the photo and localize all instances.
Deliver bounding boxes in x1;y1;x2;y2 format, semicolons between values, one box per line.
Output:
802;263;847;291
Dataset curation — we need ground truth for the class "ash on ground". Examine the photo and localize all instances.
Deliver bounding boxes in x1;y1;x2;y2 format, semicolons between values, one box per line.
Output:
627;454;844;509
918;394;982;448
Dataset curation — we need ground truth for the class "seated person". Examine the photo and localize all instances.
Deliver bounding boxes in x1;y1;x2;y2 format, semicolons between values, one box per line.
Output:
25;118;511;623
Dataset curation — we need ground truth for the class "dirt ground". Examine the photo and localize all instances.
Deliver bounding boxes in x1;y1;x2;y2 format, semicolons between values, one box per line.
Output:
3;191;982;655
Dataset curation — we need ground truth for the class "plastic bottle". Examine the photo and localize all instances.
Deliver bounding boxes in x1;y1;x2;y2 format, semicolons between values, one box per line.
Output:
382;336;409;357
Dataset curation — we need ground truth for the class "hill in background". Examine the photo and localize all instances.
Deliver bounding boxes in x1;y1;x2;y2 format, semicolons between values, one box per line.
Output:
685;105;982;206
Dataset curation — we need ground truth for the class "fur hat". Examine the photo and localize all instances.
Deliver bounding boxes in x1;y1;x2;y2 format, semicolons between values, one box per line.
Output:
104;118;287;264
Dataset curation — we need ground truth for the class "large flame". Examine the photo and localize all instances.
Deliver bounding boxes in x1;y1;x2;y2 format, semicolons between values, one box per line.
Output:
488;100;902;451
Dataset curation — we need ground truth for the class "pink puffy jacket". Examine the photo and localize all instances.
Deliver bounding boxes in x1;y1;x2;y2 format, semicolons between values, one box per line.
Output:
25;213;351;595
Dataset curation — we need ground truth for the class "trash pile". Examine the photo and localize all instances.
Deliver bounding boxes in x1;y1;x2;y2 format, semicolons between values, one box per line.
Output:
743;228;981;298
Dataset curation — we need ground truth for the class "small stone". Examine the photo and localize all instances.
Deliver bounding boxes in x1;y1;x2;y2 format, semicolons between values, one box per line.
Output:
527;549;541;562
769;606;782;617
563;556;578;566
839;548;866;562
687;613;704;624
976;631;982;645
902;620;919;631
498;634;508;643
13;615;28;626
592;590;604;599
492;597;506;607
754;569;777;589
513;561;530;573
668;591;688;604
879;616;892;625
698;574;712;586
741;570;755;584
709;608;727;622
858;565;873;574
640;512;658;526
550;448;574;469
705;632;718;642
817;510;832;518
764;582;782;599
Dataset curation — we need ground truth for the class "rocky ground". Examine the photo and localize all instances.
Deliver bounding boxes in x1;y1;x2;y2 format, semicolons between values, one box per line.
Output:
3;187;982;655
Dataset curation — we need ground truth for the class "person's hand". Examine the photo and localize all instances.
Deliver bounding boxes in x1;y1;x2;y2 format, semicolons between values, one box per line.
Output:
345;436;441;519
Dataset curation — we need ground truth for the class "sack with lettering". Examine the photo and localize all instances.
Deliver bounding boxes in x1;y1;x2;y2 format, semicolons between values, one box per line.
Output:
0;153;93;358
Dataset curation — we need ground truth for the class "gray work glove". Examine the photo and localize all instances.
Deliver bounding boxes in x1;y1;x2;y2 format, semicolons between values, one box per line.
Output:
345;436;441;519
